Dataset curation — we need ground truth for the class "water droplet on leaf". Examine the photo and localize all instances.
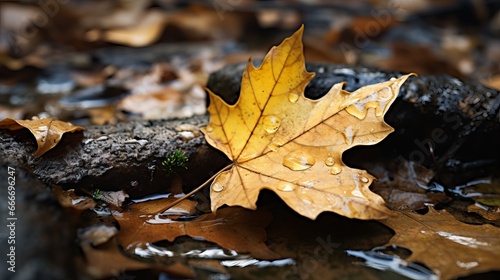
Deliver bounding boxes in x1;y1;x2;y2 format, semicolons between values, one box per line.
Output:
302;198;313;204
288;93;299;103
325;156;334;166
212;183;224;192
262;115;281;133
378;86;392;100
205;125;213;132
330;165;342;175
361;176;369;183
277;182;297;192
343;126;354;145
283;151;316;171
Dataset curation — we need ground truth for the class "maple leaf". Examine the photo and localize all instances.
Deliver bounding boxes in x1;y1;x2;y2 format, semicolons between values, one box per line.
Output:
113;198;280;259
381;207;500;279
0;117;84;157
201;26;412;219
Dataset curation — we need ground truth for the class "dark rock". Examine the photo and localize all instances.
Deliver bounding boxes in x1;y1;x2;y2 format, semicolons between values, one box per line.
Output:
0;165;76;280
0;115;228;197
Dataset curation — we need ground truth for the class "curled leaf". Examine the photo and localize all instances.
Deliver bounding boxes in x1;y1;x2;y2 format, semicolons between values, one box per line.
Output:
0;117;84;157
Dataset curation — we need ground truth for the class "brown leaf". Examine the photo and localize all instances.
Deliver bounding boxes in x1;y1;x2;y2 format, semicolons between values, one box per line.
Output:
467;204;500;221
381;207;500;279
78;237;193;279
113;199;280;259
202;26;412;220
370;158;450;210
0;117;84;157
52;186;96;211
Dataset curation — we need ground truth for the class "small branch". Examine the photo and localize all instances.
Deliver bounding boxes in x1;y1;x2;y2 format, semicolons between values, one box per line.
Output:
158;164;233;213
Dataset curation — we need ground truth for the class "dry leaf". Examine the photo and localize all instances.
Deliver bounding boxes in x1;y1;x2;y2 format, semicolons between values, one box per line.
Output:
381;207;500;279
202;26;412;220
0;117;84;157
96;10;167;47
113;199;280;260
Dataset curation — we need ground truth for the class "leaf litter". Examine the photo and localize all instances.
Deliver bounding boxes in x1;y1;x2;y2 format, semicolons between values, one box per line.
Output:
28;26;499;279
113;197;280;260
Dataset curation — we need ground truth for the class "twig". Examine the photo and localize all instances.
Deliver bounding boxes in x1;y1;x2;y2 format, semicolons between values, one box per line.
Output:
157;164;233;213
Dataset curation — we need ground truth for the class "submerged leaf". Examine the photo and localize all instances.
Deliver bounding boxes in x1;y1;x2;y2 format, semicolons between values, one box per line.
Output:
0;117;84;157
114;199;280;260
202;26;412;219
381;207;500;279
78;237;193;279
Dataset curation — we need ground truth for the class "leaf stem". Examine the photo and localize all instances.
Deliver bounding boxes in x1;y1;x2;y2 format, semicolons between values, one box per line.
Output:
157;164;233;214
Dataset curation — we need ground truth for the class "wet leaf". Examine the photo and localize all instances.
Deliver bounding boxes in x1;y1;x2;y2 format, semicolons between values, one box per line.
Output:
202;26;412;220
78;237;193;279
370;158;450;210
52;186;97;211
381;207;500;279
0;117;84;157
93;189;129;207
467;204;500;221
79;225;118;246
114;199;280;259
458;178;500;207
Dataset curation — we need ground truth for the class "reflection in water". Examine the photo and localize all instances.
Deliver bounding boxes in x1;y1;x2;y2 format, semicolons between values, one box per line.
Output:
346;250;438;280
221;258;295;268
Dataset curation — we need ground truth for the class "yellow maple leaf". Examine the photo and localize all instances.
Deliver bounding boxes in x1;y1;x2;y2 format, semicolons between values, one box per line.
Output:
0;117;84;157
202;26;412;220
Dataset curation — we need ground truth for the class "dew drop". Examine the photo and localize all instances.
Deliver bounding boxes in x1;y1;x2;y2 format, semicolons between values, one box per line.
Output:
343;126;354;145
205;125;214;132
360;176;369;183
325;156;334;167
330;165;342;175
288;93;299;103
283;151;316;171
262;115;281;133
379;86;392;100
302;198;313;205
346;105;365;119
212;183;224;192
277;182;297;192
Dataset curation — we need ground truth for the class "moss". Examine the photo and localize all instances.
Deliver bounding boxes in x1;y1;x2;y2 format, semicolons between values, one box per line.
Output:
162;150;189;175
92;189;102;200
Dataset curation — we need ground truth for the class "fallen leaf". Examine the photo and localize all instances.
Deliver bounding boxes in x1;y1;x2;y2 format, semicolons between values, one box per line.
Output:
78;225;118;246
113;199;280;260
454;178;500;207
483;74;500;90
0;117;84;157
467;203;500;221
78;237;193;279
202;26;412;220
370;157;450;210
381;207;500;279
52;186;97;211
88;106;120;125
94;189;129;207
